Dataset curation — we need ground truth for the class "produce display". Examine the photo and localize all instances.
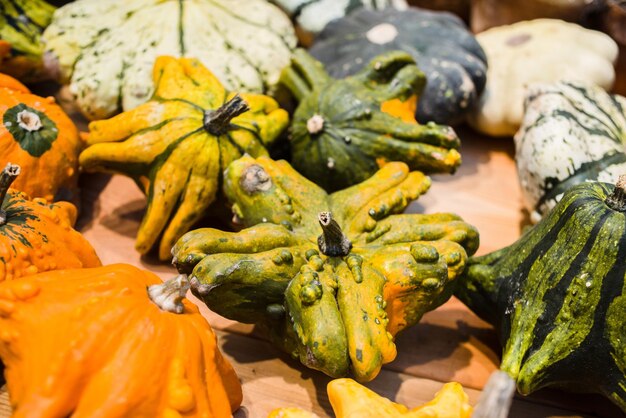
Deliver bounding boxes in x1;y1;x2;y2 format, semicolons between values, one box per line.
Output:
0;72;82;202
0;163;100;281
79;56;289;260
42;0;297;119
0;0;55;82
468;19;619;137
173;156;479;382
456;178;626;413
280;49;461;192
268;378;472;417
270;0;408;46
1;1;625;416
309;7;487;125
515;81;626;222
0;263;242;417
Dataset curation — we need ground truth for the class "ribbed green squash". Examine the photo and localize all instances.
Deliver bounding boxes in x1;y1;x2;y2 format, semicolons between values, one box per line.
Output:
456;178;626;413
173;156;479;382
280;48;461;192
0;0;55;82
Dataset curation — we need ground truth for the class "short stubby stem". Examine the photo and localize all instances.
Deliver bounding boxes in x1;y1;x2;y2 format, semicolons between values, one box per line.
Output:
606;174;626;212
147;274;190;314
0;163;21;225
306;114;325;134
203;94;250;136
17;109;43;132
317;211;352;257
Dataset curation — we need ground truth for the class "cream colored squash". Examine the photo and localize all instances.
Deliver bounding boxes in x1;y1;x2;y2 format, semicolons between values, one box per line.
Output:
467;19;618;137
42;0;296;120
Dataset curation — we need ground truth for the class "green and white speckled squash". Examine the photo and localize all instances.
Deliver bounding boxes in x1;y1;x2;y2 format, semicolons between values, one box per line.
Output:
42;0;296;120
515;81;626;222
468;19;618;137
270;0;407;45
456;177;626;414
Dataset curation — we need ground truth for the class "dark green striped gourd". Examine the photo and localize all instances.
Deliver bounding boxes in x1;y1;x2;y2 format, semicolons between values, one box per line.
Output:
456;177;626;413
515;81;626;223
280;48;461;192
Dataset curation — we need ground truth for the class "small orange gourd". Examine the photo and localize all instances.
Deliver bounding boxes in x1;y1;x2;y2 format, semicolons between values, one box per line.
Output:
0;163;100;281
0;73;82;202
0;263;243;417
269;378;473;418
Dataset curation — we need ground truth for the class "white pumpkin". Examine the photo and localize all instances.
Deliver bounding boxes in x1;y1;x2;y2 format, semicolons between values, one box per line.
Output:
468;19;618;137
515;81;626;223
271;0;407;45
42;0;297;120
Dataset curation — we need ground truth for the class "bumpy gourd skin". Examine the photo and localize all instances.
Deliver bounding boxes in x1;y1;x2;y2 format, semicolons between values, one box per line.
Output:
280;49;461;192
79;56;289;260
0;264;242;417
269;378;472;418
173;156;479;382
0;165;101;281
456;180;626;412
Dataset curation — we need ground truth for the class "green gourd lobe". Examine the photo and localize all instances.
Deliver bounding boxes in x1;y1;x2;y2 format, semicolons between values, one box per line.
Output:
456;177;626;412
280;48;461;192
173;156;479;382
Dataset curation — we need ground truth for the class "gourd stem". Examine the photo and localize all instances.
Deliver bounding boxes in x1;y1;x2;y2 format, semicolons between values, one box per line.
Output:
471;371;516;418
0;163;21;225
317;212;352;257
203;95;250;136
147;274;190;314
606;175;626;212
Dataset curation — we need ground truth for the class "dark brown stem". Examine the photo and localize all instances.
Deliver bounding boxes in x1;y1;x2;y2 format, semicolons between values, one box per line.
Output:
203;94;250;136
606;175;626;212
147;274;190;314
0;163;20;225
317;212;352;257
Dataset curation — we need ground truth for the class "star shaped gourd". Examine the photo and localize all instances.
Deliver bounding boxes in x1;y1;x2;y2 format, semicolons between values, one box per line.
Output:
279;49;462;192
269;378;472;418
79;56;289;260
172;155;479;382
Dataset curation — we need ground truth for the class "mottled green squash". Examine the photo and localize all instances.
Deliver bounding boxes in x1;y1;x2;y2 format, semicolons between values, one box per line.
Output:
279;48;461;192
456;177;626;413
173;156;478;382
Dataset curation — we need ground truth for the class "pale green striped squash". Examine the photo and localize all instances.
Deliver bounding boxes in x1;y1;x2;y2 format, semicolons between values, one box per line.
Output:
456;178;626;413
515;81;626;223
42;0;296;120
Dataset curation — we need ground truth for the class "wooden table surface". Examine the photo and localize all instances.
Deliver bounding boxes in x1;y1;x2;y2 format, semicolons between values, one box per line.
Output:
2;99;625;418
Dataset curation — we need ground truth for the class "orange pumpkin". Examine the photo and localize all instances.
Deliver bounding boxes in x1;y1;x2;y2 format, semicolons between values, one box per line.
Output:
0;163;100;281
0;263;243;417
0;73;82;202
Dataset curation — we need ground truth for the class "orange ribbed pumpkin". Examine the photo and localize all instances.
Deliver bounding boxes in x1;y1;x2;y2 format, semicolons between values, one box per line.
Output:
0;73;82;202
0;163;100;281
0;263;243;417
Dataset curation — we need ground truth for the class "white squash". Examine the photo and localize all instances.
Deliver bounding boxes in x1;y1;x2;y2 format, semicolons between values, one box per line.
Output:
515;81;626;222
468;19;618;137
42;0;297;120
270;0;407;45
